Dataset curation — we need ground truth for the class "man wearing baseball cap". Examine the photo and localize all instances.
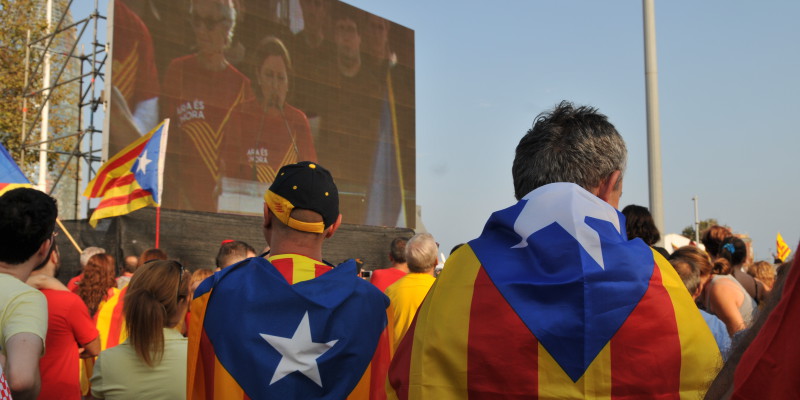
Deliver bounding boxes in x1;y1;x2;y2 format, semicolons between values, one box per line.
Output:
188;161;389;399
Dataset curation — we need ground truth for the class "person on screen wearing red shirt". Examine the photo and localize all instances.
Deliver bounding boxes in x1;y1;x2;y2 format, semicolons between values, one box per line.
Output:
221;37;317;187
370;237;409;292
108;0;161;150
27;246;100;400
161;0;253;212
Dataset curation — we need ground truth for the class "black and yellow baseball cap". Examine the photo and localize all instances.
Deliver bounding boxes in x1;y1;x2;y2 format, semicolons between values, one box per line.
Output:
264;161;339;233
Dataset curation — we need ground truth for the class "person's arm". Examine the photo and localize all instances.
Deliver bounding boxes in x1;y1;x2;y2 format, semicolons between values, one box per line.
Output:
80;337;101;359
708;280;746;336
5;332;43;400
26;274;68;291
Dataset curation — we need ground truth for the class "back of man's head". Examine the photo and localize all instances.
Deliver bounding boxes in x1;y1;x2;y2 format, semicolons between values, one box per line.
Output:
669;258;701;296
389;238;407;264
0;188;58;265
216;240;256;269
512;101;627;200
264;161;340;235
405;233;438;273
80;246;106;268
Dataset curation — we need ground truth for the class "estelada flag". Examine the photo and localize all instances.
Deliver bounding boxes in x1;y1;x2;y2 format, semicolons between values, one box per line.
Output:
732;244;800;398
388;183;721;399
0;143;32;195
83;119;169;227
776;232;792;262
187;257;388;399
79;287;128;396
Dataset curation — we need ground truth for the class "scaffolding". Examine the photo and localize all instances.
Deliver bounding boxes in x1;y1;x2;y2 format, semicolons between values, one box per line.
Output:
20;0;106;218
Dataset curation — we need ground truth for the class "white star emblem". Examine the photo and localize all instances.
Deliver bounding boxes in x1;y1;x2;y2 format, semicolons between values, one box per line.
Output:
511;182;621;269
136;150;152;174
260;312;338;387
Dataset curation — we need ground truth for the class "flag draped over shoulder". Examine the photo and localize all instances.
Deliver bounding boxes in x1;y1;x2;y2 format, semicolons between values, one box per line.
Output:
388;183;721;399
83;119;169;227
776;233;792;262
80;287;128;396
188;257;388;399
732;244;800;398
0;143;32;195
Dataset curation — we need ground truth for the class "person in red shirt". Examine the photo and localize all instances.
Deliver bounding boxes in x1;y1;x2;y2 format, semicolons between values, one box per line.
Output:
370;237;409;292
27;246;100;400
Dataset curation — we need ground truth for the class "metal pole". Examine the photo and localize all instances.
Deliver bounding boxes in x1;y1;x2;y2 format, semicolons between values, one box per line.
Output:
39;0;54;191
21;30;31;162
692;196;700;242
643;0;664;244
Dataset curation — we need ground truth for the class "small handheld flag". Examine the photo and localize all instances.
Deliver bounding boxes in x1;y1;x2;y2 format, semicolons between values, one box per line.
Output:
84;119;169;227
0;143;32;195
777;233;792;262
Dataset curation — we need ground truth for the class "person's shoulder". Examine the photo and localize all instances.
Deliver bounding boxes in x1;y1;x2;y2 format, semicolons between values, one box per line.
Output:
0;274;44;300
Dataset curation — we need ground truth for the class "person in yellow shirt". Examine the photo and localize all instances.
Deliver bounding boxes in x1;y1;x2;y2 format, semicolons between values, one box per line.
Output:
385;233;438;350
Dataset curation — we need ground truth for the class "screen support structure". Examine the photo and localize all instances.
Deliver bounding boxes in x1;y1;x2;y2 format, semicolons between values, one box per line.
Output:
20;0;106;218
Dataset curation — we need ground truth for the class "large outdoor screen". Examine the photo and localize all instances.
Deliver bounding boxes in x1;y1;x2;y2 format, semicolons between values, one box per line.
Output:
106;0;415;227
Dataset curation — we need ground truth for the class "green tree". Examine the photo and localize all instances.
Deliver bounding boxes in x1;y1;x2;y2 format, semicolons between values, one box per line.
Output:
0;0;78;177
682;218;719;240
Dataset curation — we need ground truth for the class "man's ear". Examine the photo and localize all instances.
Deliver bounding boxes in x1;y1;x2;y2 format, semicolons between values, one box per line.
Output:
324;214;343;239
596;170;622;204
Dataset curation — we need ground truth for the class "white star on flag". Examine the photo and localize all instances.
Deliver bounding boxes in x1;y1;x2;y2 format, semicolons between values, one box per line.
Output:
136;150;152;174
511;183;621;269
260;311;338;387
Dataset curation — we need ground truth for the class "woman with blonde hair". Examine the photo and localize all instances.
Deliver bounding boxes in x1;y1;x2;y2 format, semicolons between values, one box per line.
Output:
90;260;190;399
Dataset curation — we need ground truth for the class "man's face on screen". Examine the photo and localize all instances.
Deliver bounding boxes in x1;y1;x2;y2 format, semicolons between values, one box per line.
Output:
335;18;360;64
191;0;234;55
258;55;289;109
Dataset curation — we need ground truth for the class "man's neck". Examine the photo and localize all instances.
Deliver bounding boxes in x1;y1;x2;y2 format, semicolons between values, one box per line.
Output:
392;262;409;274
0;262;34;282
268;241;323;263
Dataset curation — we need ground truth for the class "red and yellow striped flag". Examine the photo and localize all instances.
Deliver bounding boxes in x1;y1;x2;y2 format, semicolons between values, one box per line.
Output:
777;233;792;262
84;120;168;227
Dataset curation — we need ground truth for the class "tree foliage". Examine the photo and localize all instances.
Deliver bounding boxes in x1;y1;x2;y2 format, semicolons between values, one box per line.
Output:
0;0;79;177
681;218;719;240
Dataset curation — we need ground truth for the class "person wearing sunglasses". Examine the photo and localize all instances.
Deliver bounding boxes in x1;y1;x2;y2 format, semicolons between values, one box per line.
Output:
90;260;190;399
0;188;58;399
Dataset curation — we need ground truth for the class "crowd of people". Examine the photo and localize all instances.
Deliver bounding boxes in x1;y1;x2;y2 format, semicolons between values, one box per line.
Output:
1;100;797;399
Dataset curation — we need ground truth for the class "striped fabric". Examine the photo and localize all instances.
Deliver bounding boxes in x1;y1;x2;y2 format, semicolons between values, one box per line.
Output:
0;143;32;196
80;287;128;396
776;233;792;262
388;183;721;399
83;120;168;227
187;255;385;399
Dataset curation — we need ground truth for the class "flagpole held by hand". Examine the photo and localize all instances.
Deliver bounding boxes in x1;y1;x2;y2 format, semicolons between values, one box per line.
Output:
56;218;82;253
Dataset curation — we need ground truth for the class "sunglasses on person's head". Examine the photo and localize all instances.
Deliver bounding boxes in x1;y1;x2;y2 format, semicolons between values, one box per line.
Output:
144;259;185;300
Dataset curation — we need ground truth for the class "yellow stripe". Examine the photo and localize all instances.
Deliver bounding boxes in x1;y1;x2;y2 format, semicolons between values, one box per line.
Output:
188;292;210;399
184;123;220;179
653;250;722;399
0;183;32;196
94;288;121;349
89;193;155;227
386;70;407;223
115;41;139;99
213;356;245;399
404;245;479;399
537;342;611;399
347;361;371;400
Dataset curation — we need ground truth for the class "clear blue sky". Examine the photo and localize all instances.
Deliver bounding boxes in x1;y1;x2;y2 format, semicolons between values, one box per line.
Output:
74;1;800;261
344;0;800;261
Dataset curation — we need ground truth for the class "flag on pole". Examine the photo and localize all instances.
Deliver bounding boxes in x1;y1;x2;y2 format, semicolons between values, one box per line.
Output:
84;119;169;227
388;183;720;399
0;143;32;195
776;233;792;262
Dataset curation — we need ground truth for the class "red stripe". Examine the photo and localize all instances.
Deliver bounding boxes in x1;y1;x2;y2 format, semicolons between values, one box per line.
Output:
88;141;146;197
369;327;391;400
107;286;127;347
467;267;538;399
98;173;137;194
388;315;416;400
271;258;294;283
0;183;7;190
611;264;681;399
200;328;216;399
314;264;330;277
95;188;152;209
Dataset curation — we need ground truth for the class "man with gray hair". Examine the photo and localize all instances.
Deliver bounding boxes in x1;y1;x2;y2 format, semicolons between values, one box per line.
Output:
388;102;720;398
385;233;437;350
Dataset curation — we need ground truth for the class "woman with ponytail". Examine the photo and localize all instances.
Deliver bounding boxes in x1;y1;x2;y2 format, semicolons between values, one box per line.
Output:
703;236;758;337
90;260;190;399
